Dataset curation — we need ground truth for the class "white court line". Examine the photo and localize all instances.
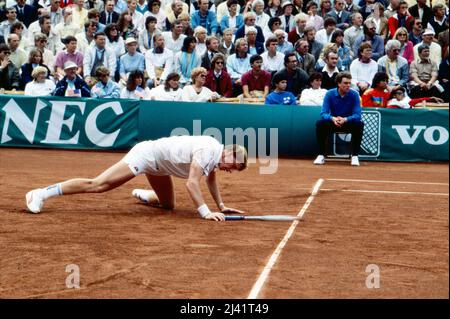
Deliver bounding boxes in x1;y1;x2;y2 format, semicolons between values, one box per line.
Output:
320;189;448;196
247;178;324;299
328;178;448;186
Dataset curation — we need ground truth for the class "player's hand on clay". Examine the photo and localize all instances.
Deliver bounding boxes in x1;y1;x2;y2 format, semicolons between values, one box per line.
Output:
220;206;245;214
205;212;226;221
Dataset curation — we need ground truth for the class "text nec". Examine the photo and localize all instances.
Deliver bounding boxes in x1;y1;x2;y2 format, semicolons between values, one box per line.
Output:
392;125;449;145
1;99;123;147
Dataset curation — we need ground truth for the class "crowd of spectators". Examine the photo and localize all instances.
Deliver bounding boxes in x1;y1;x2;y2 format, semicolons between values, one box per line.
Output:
0;0;448;107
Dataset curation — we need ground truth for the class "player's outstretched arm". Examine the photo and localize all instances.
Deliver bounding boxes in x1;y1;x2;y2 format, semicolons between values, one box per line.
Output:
186;161;225;221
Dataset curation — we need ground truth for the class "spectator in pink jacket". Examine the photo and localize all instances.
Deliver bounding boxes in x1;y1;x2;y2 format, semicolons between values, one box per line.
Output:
394;27;414;64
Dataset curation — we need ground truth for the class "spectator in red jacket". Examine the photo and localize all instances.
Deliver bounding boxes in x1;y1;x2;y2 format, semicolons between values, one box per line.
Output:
387;0;414;38
205;53;233;98
361;72;391;108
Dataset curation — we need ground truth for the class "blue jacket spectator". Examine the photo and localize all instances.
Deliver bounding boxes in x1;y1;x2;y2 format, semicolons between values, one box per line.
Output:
235;24;265;44
91;66;121;99
53;76;91;97
221;14;244;35
352;21;385;61
248;41;265;55
191;0;218;35
53;61;91;97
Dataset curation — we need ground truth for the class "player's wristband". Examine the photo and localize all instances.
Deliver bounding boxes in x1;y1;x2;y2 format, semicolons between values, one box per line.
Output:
197;204;211;218
219;202;225;210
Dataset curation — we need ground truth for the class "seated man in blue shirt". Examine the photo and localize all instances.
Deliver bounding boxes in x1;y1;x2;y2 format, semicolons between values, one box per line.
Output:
313;72;364;166
265;72;297;105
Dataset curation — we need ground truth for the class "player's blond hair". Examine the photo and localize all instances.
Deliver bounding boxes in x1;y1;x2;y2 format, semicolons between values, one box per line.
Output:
224;144;248;171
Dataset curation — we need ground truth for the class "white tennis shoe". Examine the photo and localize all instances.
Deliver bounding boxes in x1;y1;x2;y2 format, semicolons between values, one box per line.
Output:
132;189;153;203
313;155;325;165
26;189;45;213
351;156;360;166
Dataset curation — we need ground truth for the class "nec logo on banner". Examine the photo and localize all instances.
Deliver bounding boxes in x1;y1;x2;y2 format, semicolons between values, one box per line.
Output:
1;98;123;147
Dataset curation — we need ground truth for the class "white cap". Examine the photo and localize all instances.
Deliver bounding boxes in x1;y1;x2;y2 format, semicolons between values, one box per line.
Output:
125;37;138;45
282;1;293;9
422;28;435;36
64;61;78;70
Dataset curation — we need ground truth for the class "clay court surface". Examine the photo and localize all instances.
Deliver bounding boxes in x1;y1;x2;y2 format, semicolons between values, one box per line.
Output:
0;148;448;299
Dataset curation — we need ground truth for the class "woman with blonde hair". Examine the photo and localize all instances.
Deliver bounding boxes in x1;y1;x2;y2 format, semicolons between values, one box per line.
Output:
24;66;56;96
194;26;208;57
394;27;414;64
182;67;220;102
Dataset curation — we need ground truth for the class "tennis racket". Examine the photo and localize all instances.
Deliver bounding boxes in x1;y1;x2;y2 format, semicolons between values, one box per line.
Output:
225;215;300;221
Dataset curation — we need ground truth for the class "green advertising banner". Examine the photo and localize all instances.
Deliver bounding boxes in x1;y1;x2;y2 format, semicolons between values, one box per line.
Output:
0;95;140;150
328;108;449;161
0;95;448;162
377;108;449;161
137;101;449;162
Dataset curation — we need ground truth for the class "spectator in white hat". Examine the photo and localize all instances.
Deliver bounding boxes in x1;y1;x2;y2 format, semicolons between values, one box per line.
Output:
413;28;442;65
279;1;296;33
53;60;91;97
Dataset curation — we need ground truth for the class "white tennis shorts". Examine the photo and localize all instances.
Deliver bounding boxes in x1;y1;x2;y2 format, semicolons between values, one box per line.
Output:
122;141;160;176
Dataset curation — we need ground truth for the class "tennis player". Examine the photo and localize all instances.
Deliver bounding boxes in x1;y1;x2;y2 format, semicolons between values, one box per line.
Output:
25;135;247;221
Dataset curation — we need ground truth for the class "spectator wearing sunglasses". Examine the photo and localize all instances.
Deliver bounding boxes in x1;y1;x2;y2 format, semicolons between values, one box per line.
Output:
408;18;423;45
377;39;409;93
182;67;220;102
205;53;233;98
393;27;414;64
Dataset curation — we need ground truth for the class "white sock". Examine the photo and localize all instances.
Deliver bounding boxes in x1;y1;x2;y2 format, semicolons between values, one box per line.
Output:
41;183;62;200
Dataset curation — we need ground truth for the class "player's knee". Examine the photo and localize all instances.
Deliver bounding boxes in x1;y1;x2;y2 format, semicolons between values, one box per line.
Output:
161;200;175;210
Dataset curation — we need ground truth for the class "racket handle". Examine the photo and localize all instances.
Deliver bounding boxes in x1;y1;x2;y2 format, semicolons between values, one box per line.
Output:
224;215;245;220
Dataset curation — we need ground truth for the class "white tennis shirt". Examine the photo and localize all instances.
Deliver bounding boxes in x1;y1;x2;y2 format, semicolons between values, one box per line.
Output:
128;135;224;178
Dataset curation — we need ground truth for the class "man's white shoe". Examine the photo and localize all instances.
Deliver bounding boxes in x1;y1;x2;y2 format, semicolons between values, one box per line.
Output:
132;189;154;203
351;156;360;166
25;189;45;213
313;155;325;165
